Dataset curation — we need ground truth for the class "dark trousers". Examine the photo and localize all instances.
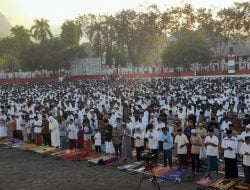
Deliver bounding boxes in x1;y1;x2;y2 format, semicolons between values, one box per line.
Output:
163;149;172;167
95;145;101;153
178;154;188;168
158;141;163;152
225;157;238;179
43;134;51;146
135;146;144;161
244;165;250;183
69;139;76;149
151;149;159;163
114;144;122;157
12;130;18;138
191;153;200;172
17;130;23;140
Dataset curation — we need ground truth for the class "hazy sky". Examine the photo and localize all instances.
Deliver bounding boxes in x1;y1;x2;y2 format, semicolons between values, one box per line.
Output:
0;0;246;28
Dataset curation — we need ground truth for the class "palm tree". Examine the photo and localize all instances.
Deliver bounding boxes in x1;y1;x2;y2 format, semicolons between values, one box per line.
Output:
31;19;53;43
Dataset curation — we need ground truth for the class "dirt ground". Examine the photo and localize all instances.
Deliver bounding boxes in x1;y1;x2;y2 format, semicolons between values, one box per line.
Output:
0;148;200;190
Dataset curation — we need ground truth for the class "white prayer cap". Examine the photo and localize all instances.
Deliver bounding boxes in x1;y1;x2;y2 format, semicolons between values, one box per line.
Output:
191;129;197;134
246;124;250;129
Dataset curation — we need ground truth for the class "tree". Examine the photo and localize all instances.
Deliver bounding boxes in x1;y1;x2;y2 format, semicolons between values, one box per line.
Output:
20;37;87;71
61;20;83;47
31;19;52;43
196;2;250;63
0;51;19;72
162;30;211;68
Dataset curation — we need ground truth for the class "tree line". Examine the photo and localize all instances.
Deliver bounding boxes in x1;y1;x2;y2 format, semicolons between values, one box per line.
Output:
0;2;249;72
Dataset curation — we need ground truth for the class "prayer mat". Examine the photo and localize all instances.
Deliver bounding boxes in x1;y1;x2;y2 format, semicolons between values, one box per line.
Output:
88;156;110;164
145;165;173;177
195;178;211;187
209;178;237;190
35;147;57;154
104;157;119;165
48;150;68;157
160;168;188;181
18;143;36;150
42;148;63;155
0;138;11;144
28;146;45;152
128;166;145;175
118;161;144;171
3;139;23;148
230;182;250;190
82;152;104;161
60;151;83;160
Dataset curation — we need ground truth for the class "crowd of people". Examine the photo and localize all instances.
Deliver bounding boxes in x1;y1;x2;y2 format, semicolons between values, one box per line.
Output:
0;78;250;183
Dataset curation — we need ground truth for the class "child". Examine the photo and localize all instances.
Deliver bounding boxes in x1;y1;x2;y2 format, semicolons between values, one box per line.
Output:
94;128;102;153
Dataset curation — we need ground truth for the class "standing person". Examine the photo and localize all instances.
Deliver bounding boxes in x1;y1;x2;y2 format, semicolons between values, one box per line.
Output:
240;136;250;183
16;115;23;140
0;111;7;138
112;124;123;158
155;118;165;152
103;119;115;155
67;119;77;150
146;124;159;163
221;129;238;179
83;121;92;153
134;127;144;161
77;126;84;150
196;122;207;160
174;128;189;169
58;119;67;148
33;116;42;145
24;118;32;143
161;127;173;168
190;129;202;173
42;115;51;146
94;128;102;153
48;115;60;148
204;127;219;176
121;124;132;161
90;118;97;144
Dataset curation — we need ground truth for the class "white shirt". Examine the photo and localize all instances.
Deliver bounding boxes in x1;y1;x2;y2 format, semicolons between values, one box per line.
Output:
221;136;237;159
134;131;144;147
174;134;189;154
94;132;101;146
220;121;232;134
240;131;250;142
33;119;42;133
155;122;165;141
16;118;23;131
204;135;219;156
240;143;250;166
146;129;158;149
67;123;77;139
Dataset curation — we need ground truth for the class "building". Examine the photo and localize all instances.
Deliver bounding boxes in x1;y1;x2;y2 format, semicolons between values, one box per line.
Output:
70;58;103;76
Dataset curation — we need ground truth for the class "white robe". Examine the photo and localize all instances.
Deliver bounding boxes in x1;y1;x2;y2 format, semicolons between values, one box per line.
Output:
0;115;7;137
49;117;60;147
